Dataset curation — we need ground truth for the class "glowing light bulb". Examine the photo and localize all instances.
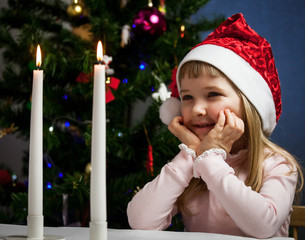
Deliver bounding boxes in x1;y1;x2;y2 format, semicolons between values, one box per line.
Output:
150;14;159;24
74;5;82;13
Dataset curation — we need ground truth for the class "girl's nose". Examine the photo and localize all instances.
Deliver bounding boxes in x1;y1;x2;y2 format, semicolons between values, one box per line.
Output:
192;100;207;117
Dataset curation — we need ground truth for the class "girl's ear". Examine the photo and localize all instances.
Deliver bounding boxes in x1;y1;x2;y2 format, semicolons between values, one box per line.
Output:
159;97;182;125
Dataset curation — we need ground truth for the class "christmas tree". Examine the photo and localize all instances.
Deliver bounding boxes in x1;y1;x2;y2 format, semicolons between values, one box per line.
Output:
0;0;224;229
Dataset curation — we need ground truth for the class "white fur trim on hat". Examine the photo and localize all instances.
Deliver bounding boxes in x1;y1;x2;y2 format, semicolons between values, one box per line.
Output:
159;97;181;125
176;44;276;135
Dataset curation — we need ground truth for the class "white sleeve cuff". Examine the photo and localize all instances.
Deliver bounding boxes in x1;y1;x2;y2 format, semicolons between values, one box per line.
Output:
193;148;227;178
178;144;197;159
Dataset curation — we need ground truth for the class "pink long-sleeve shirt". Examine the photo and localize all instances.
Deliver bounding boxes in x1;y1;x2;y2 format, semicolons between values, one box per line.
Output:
127;144;298;238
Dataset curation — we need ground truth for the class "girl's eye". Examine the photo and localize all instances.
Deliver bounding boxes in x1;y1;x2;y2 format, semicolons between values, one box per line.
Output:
208;92;220;97
182;95;193;101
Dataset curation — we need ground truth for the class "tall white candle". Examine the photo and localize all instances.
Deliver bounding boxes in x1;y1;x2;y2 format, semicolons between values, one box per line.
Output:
27;44;44;238
90;41;107;223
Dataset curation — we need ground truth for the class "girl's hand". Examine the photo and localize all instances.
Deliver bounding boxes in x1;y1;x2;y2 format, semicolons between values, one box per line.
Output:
168;116;201;152
197;109;244;155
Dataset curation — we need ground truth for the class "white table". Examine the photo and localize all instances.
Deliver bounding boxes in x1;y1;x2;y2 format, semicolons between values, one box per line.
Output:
0;224;294;240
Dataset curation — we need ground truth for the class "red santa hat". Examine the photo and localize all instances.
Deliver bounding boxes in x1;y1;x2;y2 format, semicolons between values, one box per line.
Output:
160;13;281;135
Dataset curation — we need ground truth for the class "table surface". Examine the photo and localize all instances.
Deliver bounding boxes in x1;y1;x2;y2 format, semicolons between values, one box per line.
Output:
0;224;294;240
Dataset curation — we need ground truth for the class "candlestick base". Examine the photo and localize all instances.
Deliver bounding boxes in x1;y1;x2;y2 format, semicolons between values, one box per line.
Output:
89;221;107;240
5;235;65;240
27;215;44;238
5;216;65;240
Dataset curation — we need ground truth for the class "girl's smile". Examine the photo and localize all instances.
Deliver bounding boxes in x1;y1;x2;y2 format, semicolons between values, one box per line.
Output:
192;122;215;134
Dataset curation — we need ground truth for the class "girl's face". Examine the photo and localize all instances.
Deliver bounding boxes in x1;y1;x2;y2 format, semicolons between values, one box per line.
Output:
180;73;243;141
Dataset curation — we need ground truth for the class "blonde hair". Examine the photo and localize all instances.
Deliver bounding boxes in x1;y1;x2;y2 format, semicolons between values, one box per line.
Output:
177;61;304;214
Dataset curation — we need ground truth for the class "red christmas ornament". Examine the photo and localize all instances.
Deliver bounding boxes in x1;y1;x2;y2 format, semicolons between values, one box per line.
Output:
146;145;154;176
106;77;120;103
169;67;179;98
76;72;92;83
132;7;166;39
144;125;154;176
0;169;12;186
76;73;120;103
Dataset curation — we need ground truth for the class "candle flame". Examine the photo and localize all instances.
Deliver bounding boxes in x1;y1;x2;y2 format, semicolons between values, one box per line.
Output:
36;45;42;68
97;41;103;62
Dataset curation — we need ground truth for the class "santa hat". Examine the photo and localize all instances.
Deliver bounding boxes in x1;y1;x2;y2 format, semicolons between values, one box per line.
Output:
160;13;281;135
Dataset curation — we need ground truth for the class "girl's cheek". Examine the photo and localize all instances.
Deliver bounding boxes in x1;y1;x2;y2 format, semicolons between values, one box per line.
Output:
181;106;188;118
210;104;225;119
181;107;191;125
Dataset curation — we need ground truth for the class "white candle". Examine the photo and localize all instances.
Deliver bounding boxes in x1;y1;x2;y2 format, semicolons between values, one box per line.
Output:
27;44;44;238
90;41;107;223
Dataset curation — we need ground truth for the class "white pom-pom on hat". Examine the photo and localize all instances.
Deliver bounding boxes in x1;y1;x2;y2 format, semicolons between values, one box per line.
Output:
159;97;181;125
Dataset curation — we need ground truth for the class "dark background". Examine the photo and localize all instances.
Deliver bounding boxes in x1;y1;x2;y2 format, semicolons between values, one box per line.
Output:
0;0;304;237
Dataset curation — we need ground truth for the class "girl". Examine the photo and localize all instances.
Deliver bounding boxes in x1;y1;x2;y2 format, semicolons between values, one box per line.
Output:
127;13;303;238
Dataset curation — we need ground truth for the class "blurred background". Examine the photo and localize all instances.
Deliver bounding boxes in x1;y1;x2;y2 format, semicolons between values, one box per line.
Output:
0;0;304;237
